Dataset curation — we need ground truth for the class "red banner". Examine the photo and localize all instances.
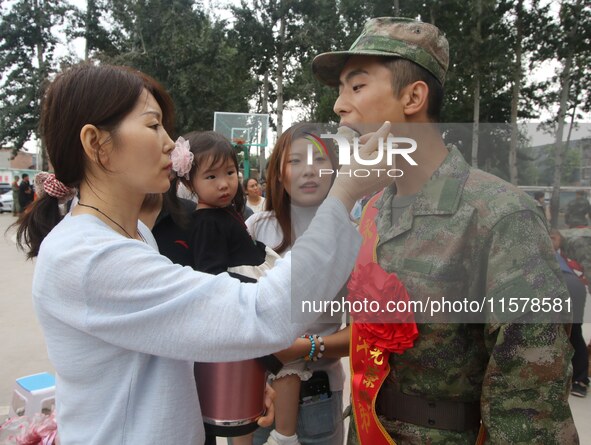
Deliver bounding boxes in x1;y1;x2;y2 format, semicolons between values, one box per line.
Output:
348;192;417;445
350;323;396;445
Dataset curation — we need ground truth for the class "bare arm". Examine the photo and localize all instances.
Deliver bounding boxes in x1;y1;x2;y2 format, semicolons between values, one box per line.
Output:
273;325;351;364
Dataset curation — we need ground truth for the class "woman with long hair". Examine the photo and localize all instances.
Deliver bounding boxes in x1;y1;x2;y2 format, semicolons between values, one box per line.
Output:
246;123;351;445
16;63;392;445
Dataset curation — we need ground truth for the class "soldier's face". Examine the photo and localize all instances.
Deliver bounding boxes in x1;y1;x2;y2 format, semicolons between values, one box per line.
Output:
333;56;405;135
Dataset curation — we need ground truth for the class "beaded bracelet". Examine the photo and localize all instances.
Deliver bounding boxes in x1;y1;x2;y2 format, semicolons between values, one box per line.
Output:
312;335;325;361
301;334;316;361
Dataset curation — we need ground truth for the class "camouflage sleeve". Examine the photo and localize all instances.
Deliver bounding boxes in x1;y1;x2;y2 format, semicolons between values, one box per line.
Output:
482;324;576;444
484;210;570;326
564;236;591;278
481;210;577;444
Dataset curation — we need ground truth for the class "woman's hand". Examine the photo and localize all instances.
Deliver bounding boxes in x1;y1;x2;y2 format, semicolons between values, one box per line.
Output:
257;384;276;427
328;121;394;211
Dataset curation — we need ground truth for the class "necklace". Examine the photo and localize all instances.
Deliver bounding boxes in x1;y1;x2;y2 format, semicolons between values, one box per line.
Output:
78;202;146;242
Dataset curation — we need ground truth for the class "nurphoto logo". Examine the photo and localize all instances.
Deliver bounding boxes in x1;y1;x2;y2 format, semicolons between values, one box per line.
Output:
305;131;418;177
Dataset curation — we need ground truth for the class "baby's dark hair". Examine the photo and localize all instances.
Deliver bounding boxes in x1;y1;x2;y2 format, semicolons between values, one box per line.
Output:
167;131;244;214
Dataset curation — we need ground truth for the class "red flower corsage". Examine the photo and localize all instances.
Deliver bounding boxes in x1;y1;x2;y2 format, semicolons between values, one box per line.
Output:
347;262;418;354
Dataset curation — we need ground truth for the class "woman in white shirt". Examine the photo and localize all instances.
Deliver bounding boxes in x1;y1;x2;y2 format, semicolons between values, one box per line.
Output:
15;63;391;445
246;123;351;445
245;177;266;213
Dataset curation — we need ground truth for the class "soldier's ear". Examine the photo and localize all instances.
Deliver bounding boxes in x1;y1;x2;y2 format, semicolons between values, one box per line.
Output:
401;81;429;118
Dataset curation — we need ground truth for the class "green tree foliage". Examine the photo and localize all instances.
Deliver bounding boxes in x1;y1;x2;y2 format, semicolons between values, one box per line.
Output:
76;0;256;135
230;0;322;132
283;0;345;123
0;0;72;167
0;0;586;186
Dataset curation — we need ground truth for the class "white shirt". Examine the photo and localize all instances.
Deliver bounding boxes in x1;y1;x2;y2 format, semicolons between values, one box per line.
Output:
247;197;266;213
33;198;360;444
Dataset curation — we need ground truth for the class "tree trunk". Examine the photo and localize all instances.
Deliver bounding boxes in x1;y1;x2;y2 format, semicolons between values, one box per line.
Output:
85;0;93;60
471;78;480;168
261;72;269;115
471;0;482;168
550;62;571;227
564;98;578;182
394;0;400;16
276;15;285;136
508;0;523;185
34;0;49;171
260;73;269;179
550;0;582;228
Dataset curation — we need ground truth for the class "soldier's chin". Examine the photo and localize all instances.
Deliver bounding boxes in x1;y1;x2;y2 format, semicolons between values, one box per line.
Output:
356;123;382;136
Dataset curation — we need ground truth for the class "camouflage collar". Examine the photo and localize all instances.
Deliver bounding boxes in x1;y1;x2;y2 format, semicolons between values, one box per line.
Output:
376;145;469;217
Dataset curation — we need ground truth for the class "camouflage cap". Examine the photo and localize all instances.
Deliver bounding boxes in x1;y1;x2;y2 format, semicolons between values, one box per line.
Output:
312;17;449;87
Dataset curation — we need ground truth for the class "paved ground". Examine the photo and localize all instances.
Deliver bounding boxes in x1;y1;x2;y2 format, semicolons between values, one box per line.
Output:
0;213;590;443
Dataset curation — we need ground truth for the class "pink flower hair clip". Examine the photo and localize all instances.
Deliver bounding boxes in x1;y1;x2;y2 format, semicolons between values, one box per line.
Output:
171;136;194;179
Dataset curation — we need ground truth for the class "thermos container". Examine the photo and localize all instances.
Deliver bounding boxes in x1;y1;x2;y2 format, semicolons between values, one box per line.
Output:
194;359;267;437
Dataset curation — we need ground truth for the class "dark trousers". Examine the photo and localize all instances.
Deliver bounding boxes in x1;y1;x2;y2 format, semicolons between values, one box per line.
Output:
563;272;589;384
571;323;589;384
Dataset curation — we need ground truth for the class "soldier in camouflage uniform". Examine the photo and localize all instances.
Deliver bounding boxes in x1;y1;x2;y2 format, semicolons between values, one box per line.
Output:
313;17;578;444
561;227;591;281
565;190;591;228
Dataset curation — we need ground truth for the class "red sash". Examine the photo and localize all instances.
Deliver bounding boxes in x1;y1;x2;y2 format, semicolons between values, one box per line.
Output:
349;192;399;445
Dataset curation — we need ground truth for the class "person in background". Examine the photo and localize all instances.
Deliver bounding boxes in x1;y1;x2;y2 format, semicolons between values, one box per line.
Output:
245;177;266;213
260;180;267;198
560;225;591;383
16;62;394;445
246;123;350;445
550;229;589;398
533;191;550;221
18;173;33;213
11;175;20;216
565;190;591;228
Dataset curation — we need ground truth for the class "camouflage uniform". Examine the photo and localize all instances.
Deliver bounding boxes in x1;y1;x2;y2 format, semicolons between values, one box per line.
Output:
348;147;578;445
565;196;591;228
561;227;591;280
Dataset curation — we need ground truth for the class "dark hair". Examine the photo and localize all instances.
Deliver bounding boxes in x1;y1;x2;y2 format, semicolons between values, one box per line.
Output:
16;63;175;258
533;191;544;200
381;58;444;121
244;177;259;191
263;123;338;254
21;173;29;179
169;131;244;215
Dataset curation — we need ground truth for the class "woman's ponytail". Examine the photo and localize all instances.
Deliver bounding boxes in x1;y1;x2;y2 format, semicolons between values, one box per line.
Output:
15;193;63;259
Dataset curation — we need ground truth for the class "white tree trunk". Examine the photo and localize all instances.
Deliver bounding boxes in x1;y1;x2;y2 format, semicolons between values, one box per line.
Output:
471;78;480;168
550;0;582;228
276;15;285;137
